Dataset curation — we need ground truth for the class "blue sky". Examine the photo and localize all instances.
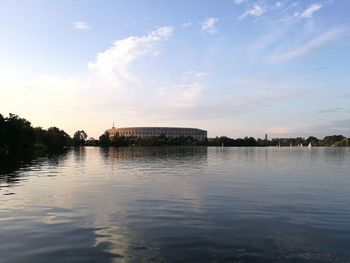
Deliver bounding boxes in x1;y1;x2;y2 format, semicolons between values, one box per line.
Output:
0;0;349;138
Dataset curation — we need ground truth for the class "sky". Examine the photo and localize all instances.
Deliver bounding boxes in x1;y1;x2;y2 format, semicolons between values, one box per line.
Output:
0;0;349;139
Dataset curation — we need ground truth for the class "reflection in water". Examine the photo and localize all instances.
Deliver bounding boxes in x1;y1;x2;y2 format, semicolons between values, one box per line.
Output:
94;147;209;262
0;150;42;187
0;147;350;262
100;146;208;171
73;146;87;163
0;149;69;186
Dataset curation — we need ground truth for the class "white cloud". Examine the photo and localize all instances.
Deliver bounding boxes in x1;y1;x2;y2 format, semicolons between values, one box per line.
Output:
3;69;311;137
87;26;173;85
160;83;203;108
152;73;311;122
200;18;219;35
300;3;322;18
239;4;266;20
275;1;282;8
157;71;209;109
181;22;192;28
0;27;176;137
316;107;343;114
73;21;90;30
270;26;345;62
181;71;212;81
233;0;245;4
249;29;286;51
4;22;341;138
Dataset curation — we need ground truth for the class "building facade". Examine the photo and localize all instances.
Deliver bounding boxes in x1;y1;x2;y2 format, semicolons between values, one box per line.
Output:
106;127;207;140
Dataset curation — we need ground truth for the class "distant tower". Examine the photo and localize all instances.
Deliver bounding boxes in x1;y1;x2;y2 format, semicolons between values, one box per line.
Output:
265;133;268;141
112;122;115;128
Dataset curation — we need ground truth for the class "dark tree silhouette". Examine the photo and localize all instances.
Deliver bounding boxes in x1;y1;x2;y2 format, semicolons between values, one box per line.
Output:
0;113;72;154
73;130;88;146
99;131;110;147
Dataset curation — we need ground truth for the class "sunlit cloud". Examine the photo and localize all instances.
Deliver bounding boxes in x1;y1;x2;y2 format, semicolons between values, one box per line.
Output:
200;18;219;35
87;26;173;85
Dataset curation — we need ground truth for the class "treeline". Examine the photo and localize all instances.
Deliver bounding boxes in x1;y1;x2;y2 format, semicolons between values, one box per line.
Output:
0;113;71;154
269;135;349;147
97;131;349;147
1;113;349;152
208;136;258;146
207;135;349;147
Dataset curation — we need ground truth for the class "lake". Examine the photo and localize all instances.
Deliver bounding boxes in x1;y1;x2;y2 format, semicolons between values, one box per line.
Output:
1;147;350;263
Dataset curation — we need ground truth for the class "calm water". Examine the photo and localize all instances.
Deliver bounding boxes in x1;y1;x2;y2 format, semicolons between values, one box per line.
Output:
1;147;350;263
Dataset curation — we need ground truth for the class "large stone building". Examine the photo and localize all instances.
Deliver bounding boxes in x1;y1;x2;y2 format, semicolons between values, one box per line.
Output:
106;127;207;140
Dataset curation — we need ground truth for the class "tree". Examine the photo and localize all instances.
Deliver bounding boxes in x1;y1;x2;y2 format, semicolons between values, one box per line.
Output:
0;114;5;148
323;135;345;146
0;113;73;152
44;127;72;149
334;138;349;147
99;131;110;147
4;113;35;150
73;130;88;146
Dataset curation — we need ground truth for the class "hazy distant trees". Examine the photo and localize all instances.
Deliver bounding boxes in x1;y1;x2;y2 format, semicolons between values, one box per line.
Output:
322;135;346;146
334;138;349;147
269;135;349;147
306;136;319;146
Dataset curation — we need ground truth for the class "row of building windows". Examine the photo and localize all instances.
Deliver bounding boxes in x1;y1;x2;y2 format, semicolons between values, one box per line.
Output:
107;127;207;139
118;131;202;135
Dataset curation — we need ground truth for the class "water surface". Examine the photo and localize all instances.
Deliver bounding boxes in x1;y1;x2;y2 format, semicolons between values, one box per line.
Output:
1;147;350;262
